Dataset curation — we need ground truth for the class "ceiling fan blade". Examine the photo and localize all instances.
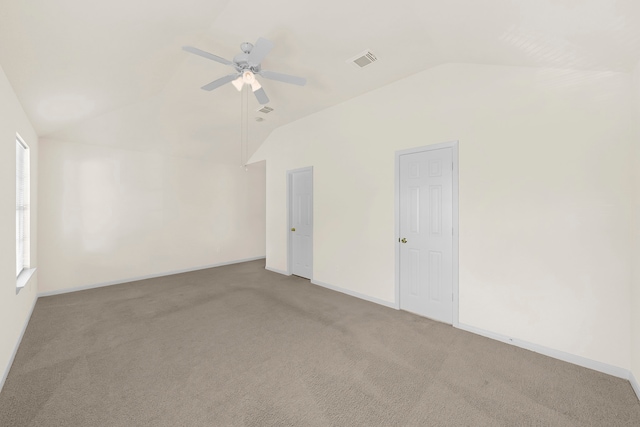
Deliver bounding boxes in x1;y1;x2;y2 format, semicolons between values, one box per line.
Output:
260;70;306;86
201;73;240;91
253;87;270;105
182;46;233;67
247;37;274;66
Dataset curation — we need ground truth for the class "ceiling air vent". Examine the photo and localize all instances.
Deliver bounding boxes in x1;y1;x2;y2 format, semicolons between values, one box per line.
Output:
257;106;274;114
348;50;377;68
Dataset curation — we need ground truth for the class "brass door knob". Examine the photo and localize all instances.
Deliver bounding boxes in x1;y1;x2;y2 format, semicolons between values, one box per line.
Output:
401;238;407;243
291;228;296;232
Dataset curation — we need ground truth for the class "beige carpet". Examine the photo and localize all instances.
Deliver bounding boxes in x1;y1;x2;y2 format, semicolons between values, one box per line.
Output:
1;259;638;426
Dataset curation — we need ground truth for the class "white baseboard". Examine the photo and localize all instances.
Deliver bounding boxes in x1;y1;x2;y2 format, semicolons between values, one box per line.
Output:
265;267;396;309
0;294;38;394
457;323;629;380
310;279;397;309
630;371;640;402
38;256;266;298
265;266;290;276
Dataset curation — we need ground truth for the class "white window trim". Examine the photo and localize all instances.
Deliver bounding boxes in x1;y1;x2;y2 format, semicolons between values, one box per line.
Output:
16;133;34;294
16;268;36;294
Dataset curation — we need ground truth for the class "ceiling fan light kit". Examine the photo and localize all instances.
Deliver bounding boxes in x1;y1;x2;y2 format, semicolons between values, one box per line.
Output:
231;76;244;91
182;37;307;105
231;71;261;92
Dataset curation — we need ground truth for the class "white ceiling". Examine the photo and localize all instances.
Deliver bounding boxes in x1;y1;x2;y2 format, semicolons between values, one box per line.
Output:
1;0;639;161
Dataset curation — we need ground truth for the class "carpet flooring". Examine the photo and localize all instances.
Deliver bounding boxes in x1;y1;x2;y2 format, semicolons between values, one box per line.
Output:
1;259;639;426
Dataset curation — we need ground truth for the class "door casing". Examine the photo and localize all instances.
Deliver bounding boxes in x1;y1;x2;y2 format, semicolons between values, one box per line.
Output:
395;141;459;326
287;166;313;278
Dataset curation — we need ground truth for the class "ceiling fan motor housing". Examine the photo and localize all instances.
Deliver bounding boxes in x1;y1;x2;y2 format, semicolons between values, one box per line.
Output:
233;53;261;73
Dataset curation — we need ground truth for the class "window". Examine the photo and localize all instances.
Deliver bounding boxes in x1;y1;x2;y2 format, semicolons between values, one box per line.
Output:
16;134;33;291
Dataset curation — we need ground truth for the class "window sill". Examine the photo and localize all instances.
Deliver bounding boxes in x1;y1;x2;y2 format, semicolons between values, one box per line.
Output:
16;268;36;294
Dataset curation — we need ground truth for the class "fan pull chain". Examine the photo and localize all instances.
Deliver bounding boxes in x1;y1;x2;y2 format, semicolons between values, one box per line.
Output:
240;84;249;168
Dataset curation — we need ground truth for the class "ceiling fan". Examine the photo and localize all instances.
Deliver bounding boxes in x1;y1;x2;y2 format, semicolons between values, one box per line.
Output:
182;37;307;105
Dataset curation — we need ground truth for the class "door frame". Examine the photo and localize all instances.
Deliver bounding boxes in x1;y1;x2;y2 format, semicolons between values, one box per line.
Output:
394;141;459;326
286;166;314;277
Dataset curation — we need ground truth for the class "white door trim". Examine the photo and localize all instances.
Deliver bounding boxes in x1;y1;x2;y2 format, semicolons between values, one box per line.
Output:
287;166;314;277
394;141;459;326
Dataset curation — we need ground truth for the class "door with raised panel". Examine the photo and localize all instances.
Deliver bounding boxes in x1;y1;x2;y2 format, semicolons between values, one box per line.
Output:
399;148;453;323
289;168;313;279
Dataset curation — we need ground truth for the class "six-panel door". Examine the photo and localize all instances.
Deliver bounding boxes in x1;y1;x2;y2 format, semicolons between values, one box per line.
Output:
291;169;313;279
399;148;453;323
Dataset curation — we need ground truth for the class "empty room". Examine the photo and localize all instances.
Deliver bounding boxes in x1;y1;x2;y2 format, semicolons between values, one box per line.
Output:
1;0;640;425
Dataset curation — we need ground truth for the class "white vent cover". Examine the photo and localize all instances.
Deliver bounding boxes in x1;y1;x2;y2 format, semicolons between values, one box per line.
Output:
348;50;377;68
257;106;274;114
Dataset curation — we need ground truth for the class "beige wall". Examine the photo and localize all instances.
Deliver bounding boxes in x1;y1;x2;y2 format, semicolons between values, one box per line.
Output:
631;62;640;391
38;139;266;294
0;65;38;390
252;63;634;370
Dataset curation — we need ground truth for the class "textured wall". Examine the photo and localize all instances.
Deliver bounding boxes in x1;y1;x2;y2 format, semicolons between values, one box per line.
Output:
252;63;634;370
0;65;39;391
38;139;265;294
631;61;640;394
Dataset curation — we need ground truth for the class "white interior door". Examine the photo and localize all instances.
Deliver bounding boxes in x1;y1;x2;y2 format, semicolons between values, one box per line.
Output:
399;148;453;323
290;168;313;279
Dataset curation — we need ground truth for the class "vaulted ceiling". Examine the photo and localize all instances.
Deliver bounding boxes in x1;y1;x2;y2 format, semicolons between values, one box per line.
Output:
1;0;639;161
